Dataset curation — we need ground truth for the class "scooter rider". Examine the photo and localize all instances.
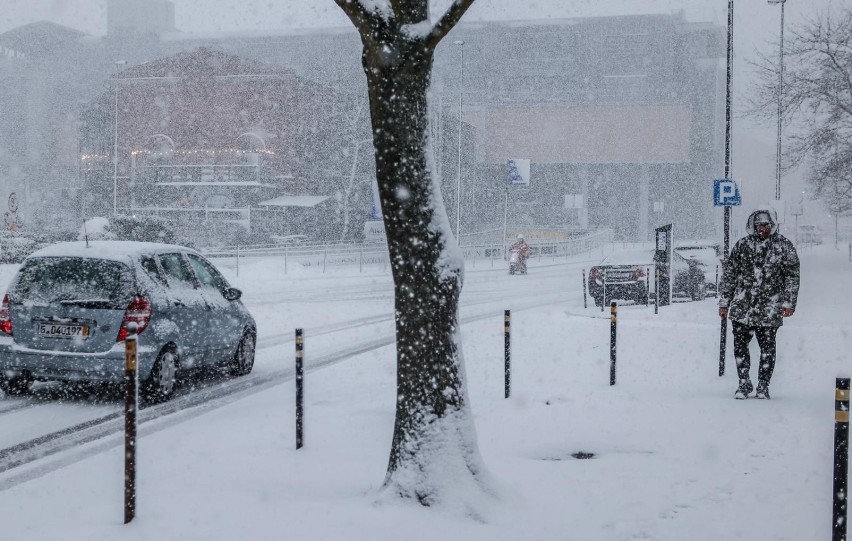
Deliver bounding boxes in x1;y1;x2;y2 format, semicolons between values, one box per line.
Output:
509;234;531;272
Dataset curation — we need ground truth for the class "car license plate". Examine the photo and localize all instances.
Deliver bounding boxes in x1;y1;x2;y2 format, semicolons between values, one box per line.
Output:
37;323;90;339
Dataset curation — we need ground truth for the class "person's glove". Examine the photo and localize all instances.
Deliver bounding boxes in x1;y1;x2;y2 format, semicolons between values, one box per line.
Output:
718;307;728;319
781;307;795;317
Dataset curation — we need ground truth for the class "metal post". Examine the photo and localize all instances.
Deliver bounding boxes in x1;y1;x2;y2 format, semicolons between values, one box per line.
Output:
646;267;650;307
455;40;465;240
296;328;304;449
654;267;659;315
322;248;327;274
284;246;288;274
504;310;510;399
610;301;617;386
715;265;720;298
113;84;119;217
772;0;786;201
720;0;734;376
834;377;850;541
582;270;588;309
236;244;240;277
503;189;509;260
123;322;138;524
359;248;363;273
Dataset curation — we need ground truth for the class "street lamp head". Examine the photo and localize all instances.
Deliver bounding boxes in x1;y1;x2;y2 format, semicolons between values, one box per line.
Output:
767;0;786;5
453;40;465;45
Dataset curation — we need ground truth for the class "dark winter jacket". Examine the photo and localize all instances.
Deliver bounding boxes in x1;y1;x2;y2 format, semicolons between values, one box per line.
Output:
719;208;800;327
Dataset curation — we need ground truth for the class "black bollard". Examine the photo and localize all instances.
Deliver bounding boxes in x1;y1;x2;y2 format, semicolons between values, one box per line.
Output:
582;270;588;309
654;268;659;315
504;310;511;399
123;322;138;525
610;301;617;386
715;265;720;298
719;317;727;377
296;328;304;449
834;377;850;541
645;267;650;307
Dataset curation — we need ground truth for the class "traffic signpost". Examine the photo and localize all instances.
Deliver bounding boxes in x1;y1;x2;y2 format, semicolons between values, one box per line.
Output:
714;178;741;377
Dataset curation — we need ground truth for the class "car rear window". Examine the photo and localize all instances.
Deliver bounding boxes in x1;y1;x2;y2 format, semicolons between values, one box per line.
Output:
10;257;133;305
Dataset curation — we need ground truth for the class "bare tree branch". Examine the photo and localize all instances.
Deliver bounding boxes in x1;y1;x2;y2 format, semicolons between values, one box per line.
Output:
333;0;375;35
748;5;852;215
425;0;476;49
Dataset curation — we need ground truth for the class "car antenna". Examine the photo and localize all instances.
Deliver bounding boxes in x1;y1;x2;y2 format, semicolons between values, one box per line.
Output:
83;220;90;248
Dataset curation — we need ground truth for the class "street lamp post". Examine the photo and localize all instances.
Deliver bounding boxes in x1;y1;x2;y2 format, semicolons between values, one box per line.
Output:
768;0;786;201
720;0;735;379
113;83;119;217
454;40;464;242
112;60;128;217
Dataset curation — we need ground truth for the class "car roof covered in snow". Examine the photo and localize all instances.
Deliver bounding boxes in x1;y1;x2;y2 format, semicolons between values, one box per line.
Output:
599;248;690;266
26;241;197;264
599;249;655;265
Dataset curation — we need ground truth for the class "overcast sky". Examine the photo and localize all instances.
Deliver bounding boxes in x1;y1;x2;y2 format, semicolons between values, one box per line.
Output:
0;0;835;48
1;0;845;224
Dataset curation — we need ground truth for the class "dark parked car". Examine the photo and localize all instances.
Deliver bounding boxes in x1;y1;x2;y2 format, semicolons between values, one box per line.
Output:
588;248;708;306
0;241;256;402
674;241;722;297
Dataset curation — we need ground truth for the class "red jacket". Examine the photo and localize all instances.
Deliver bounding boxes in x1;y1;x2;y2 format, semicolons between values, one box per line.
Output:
509;241;531;259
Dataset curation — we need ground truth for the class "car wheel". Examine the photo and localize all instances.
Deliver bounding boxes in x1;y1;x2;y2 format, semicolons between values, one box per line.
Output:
0;373;33;396
143;349;178;403
231;330;256;376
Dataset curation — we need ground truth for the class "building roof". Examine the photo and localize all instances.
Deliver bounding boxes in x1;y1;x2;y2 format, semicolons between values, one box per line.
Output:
117;47;292;79
0;21;86;57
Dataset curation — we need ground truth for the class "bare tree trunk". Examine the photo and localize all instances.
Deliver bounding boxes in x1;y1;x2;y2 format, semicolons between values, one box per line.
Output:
333;0;487;506
364;40;483;505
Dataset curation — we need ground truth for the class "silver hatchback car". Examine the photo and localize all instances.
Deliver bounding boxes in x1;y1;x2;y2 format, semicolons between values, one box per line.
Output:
0;241;256;402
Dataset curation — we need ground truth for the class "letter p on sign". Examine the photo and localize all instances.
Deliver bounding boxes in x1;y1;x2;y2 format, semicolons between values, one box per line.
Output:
713;179;741;207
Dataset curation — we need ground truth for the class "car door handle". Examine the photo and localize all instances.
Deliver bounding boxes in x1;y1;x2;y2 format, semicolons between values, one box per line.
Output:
172;300;186;308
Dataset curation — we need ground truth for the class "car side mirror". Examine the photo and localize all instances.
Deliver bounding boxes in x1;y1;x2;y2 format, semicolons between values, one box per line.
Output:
222;287;242;301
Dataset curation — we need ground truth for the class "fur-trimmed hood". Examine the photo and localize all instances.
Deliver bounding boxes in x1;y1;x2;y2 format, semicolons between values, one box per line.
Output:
745;206;779;236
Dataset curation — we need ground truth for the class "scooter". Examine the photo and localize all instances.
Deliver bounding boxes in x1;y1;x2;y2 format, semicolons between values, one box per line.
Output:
509;249;527;275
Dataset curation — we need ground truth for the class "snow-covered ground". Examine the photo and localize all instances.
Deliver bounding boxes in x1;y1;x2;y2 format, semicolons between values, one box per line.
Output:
0;243;848;540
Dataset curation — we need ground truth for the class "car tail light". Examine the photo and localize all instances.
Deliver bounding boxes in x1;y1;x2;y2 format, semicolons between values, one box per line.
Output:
0;294;12;336
116;296;152;342
633;267;646;279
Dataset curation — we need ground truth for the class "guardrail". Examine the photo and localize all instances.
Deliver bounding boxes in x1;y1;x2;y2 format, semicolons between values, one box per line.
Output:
201;229;613;274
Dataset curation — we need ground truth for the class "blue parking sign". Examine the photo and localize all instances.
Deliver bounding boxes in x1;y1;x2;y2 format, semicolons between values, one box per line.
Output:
713;179;741;207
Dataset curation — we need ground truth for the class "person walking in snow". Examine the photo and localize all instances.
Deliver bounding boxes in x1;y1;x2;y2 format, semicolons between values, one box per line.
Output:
718;207;800;399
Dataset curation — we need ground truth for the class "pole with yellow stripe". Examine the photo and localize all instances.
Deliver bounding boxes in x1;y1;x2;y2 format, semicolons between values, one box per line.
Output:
123;322;138;525
296;328;304;450
609;301;617;386
504;310;511;399
834;377;849;541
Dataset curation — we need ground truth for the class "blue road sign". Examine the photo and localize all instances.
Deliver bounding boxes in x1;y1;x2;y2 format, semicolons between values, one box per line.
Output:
714;179;741;207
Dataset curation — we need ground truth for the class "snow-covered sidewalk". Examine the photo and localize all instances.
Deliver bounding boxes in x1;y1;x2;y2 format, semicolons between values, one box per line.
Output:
0;244;848;540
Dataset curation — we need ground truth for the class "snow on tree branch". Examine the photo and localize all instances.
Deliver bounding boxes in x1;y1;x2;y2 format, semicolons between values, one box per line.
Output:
425;0;476;49
334;0;393;33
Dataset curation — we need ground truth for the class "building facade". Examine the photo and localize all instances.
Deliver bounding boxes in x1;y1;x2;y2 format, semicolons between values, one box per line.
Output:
0;4;725;244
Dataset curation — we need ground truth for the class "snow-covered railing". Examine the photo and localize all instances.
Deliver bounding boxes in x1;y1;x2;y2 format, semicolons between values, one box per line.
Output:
201;229;613;273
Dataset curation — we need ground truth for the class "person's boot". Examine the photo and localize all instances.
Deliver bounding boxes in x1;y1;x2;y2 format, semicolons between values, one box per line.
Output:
734;365;753;399
755;381;770;400
734;379;753;400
